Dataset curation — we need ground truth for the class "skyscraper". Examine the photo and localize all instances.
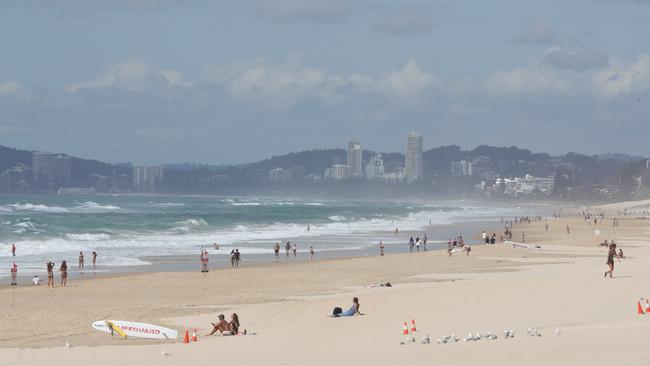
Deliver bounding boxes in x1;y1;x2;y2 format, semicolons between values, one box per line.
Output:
405;132;423;183
347;139;363;177
32;152;71;185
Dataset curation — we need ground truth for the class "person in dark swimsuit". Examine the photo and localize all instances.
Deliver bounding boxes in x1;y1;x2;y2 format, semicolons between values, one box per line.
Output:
60;260;68;287
47;261;55;288
604;243;619;278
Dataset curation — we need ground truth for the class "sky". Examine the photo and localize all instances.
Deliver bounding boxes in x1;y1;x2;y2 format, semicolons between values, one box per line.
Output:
0;0;649;164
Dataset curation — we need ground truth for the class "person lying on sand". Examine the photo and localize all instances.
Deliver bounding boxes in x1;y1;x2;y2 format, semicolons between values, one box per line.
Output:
334;297;362;317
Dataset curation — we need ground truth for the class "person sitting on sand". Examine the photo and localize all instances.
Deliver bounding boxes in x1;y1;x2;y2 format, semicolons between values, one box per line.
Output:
618;248;624;259
229;313;240;334
336;297;362;317
207;314;230;336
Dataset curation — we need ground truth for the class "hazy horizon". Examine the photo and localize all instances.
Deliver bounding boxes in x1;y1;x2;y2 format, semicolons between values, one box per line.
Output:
1;0;649;164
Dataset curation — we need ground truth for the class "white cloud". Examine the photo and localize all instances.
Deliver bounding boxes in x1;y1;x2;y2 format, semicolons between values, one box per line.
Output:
482;67;573;95
0;81;25;97
592;54;650;97
67;56;192;93
378;59;435;101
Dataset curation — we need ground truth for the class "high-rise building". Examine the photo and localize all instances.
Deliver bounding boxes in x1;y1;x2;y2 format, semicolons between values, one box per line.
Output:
347;139;363;177
451;160;473;177
132;166;163;191
32;152;71;185
269;168;290;183
365;154;385;180
404;132;423;183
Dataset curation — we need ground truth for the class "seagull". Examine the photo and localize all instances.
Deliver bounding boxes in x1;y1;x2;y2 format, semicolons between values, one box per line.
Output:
65;341;71;350
161;349;171;357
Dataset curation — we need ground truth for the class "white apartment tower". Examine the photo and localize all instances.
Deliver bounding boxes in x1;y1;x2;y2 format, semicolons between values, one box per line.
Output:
347;139;363;177
404;132;423;183
365;154;385;180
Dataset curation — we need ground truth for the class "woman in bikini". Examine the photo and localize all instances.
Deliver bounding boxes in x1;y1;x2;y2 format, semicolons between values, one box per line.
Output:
60;260;68;287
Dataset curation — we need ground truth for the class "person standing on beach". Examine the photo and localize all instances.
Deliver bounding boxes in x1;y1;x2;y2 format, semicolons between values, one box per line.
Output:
273;242;280;257
566;225;570;234
60;260;68;287
11;243;16;257
423;234;428;251
415;237;421;252
408;237;414;252
230;249;235;267
545;222;549;232
285;242;291;257
604;243;620;278
309;246;315;262
379;241;385;256
234;249;241;267
92;251;97;269
78;251;85;271
395;228;398;236
292;244;297;257
47;261;55;287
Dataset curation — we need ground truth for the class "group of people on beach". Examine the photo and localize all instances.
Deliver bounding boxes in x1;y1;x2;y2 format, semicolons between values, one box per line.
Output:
447;234;471;256
207;313;243;336
273;241;315;262
7;244;98;287
407;235;428;252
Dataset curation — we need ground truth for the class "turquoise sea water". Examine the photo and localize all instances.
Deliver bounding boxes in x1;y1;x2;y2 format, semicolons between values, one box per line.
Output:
0;194;526;276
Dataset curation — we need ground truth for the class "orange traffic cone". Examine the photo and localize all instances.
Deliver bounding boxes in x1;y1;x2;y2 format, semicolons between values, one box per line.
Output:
637;301;645;315
191;329;198;342
402;322;409;335
410;319;417;332
183;330;190;343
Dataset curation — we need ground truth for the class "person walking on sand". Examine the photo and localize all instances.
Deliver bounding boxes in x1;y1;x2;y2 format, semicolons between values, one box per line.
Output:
566;225;570;234
92;251;97;270
78;251;85;271
11;243;16;257
60;260;68;287
604;243;620;278
285;242;291;257
545;221;549;232
47;261;55;287
379;241;385;256
309;246;315;262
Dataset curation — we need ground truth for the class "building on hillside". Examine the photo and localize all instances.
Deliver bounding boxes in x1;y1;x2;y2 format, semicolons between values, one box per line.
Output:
32;152;71;185
451;160;473;177
495;175;554;197
347;139;363;177
132;166;163;191
404;132;423;183
269;168;291;183
324;164;349;181
365;154;385;180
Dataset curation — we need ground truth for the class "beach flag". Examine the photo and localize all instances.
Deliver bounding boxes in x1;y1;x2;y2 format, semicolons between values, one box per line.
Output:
402;322;409;335
191;329;198;342
637;301;645;315
410;319;417;332
183;330;190;343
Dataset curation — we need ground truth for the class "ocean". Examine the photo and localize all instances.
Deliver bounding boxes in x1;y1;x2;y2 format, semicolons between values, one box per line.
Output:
0;194;532;277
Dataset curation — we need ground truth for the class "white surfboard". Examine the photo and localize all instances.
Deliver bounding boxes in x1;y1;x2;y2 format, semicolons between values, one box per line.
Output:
92;320;178;340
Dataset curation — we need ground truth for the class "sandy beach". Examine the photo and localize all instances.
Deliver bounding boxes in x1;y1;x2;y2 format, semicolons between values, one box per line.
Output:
2;204;650;365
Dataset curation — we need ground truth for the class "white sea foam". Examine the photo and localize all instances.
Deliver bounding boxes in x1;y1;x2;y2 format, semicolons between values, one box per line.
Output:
9;203;69;213
231;202;261;206
148;202;185;207
76;201;121;211
65;233;111;241
304;202;324;206
328;215;346;222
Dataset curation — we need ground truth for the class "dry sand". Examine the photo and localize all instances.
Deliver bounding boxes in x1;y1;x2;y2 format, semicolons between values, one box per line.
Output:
2;204;650;365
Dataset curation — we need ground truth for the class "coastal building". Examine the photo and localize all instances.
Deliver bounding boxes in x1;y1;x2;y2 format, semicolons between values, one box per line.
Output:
404;132;423;183
269;168;291;183
324;164;349;181
0;164;31;191
347;139;363;177
451;160;473;177
384;167;405;184
496;175;554;197
32;152;71;185
132;166;163;191
365;154;385;180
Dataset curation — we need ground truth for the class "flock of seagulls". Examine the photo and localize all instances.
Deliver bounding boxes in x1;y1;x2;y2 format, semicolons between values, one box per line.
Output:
401;328;562;345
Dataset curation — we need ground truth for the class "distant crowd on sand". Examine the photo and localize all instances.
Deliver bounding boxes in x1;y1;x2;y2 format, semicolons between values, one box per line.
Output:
273;241;316;262
8;244;98;288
